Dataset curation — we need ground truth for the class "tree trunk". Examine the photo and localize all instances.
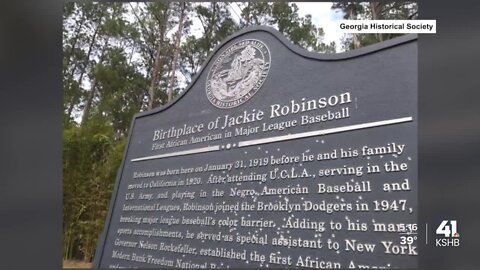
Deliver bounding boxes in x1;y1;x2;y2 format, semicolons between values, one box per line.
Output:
167;2;187;102
347;7;361;49
64;12;85;74
147;3;170;110
64;18;84;118
81;76;97;124
63;228;71;260
67;16;102;119
245;3;252;26
370;2;385;42
81;38;110;125
67;11;102;85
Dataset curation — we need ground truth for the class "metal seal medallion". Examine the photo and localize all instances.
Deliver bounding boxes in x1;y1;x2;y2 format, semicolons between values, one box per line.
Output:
206;39;271;109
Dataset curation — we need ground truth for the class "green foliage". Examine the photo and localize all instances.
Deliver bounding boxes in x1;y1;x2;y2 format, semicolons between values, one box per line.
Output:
63;119;125;261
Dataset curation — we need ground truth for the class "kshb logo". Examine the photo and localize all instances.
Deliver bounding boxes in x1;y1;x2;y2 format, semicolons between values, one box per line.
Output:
435;220;460;247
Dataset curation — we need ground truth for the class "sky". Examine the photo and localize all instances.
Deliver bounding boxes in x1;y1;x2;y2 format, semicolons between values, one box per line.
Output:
296;2;345;49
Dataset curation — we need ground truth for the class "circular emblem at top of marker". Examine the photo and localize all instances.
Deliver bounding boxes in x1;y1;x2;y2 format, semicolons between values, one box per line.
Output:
206;39;271;109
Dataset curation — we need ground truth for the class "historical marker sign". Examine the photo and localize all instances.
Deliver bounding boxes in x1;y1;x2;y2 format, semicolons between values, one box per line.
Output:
93;26;417;269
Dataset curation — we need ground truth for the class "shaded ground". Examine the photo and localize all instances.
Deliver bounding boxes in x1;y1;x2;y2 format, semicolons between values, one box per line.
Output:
63;260;91;269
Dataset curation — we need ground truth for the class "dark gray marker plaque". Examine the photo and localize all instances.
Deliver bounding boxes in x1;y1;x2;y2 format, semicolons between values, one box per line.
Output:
93;26;417;269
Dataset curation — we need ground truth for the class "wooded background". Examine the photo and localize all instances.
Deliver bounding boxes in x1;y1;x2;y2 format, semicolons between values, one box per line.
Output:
62;2;417;262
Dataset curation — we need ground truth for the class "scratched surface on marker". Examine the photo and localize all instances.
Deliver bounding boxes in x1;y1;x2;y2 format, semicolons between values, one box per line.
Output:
93;27;417;269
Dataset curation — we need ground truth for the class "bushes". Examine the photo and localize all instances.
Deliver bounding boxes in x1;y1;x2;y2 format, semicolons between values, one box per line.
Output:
63;119;125;261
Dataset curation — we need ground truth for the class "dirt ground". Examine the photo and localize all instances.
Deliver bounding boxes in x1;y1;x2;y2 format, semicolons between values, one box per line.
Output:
63;260;92;269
